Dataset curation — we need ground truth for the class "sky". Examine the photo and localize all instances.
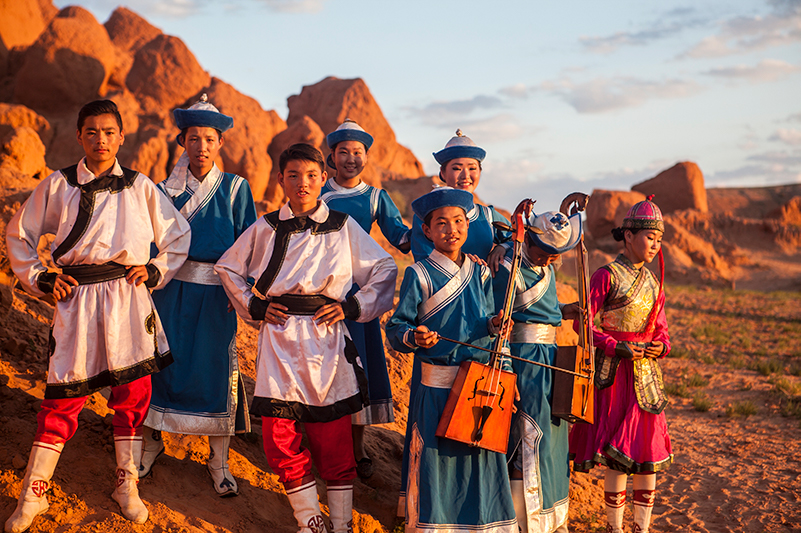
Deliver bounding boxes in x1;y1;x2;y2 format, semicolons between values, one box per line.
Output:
58;0;801;210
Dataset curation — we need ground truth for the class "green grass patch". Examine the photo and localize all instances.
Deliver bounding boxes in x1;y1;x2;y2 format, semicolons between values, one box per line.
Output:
664;381;690;398
692;392;713;412
726;400;758;418
729;356;747;370
686;372;709;388
780;397;801;420
769;376;801;396
669;346;691;360
750;358;784;376
691;324;728;346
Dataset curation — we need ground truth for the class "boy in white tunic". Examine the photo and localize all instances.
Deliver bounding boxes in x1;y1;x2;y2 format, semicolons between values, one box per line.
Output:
215;143;397;533
4;100;191;532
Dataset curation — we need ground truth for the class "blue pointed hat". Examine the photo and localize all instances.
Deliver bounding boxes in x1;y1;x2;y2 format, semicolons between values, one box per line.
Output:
412;187;474;221
326;119;374;150
433;129;486;165
173;93;233;143
525;210;582;255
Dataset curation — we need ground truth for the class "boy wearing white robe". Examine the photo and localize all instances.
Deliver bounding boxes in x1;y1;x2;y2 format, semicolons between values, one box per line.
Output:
215;143;397;533
4;99;191;533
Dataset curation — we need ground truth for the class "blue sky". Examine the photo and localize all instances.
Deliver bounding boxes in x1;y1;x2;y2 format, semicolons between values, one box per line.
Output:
59;0;801;210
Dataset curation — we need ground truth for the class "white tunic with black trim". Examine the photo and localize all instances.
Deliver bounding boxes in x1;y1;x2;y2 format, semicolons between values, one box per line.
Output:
6;158;191;399
215;201;397;422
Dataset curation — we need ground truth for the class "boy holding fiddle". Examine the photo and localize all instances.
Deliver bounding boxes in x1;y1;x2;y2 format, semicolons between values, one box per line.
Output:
386;187;516;533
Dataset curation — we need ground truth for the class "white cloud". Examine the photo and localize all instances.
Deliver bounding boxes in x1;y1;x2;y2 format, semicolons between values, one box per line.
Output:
703;58;801;83
770;128;801;145
498;83;530;100
707;163;801;186
541;76;703;114
748;149;801;165
456;114;526;142
679;2;801;59
580;7;710;54
257;0;327;13
404;95;504;127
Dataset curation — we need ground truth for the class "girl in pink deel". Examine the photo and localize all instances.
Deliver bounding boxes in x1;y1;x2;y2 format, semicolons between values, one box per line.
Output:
569;195;672;533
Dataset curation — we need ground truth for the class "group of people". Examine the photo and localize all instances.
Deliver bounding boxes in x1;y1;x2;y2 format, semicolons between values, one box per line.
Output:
3;95;672;533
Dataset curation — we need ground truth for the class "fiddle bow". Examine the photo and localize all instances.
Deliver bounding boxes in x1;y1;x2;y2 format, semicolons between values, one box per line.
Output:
433;201;529;454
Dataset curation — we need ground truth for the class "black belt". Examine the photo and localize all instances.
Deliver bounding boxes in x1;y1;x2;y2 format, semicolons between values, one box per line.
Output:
61;262;128;285
271;294;337;315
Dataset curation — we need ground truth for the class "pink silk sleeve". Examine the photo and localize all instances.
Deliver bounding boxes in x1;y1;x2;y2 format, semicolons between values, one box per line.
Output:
651;290;671;357
586;267;619;357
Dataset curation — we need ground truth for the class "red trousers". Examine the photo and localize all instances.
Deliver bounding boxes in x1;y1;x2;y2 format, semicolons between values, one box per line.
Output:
35;376;151;445
262;415;356;489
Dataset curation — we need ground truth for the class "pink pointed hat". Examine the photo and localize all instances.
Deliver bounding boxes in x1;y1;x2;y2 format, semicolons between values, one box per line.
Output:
622;195;664;232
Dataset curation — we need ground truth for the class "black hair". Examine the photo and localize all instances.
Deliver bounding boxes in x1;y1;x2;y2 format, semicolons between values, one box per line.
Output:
77;100;123;132
611;227;642;242
279;143;325;174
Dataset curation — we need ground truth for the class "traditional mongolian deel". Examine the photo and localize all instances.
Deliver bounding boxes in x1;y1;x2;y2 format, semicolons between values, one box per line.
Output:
320;177;409;425
494;247;570;533
145;155;257;436
569;254;673;475
214;200;397;423
387;250;517;533
6;159;191;399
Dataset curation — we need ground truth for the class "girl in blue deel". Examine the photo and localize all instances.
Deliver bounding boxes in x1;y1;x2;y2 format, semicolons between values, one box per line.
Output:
321;119;410;479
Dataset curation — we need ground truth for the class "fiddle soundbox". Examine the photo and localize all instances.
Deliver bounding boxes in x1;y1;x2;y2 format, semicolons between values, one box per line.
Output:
434;202;529;454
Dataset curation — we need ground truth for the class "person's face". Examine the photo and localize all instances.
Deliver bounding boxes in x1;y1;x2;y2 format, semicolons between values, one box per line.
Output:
332;140;368;181
422;206;469;257
626;229;663;264
76;114;124;171
524;238;562;267
183;126;223;176
441;158;481;192
278;159;326;215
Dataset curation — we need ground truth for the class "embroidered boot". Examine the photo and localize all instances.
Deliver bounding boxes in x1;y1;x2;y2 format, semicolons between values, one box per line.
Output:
138;427;164;478
510;479;528;533
111;435;148;524
286;480;327;533
208;435;238;497
604;491;626;533
632;473;656;533
327;483;354;533
5;442;63;533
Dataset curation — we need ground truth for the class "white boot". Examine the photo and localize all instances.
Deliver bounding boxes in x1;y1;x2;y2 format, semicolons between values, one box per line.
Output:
208;435;238;497
633;491;655;533
286;481;327;533
138;427;164;478
327;483;354;533
632;473;656;533
4;442;63;533
510;479;528;533
604;469;627;533
111;436;148;524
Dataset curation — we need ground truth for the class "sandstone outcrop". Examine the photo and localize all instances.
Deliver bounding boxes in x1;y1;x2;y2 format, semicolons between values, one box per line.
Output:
13;7;117;112
0;126;49;178
0;103;50;145
286;77;424;186
126;34;210;113
767;196;801;226
104;7;162;54
585;189;646;239
632;161;708;214
0;0;50;50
